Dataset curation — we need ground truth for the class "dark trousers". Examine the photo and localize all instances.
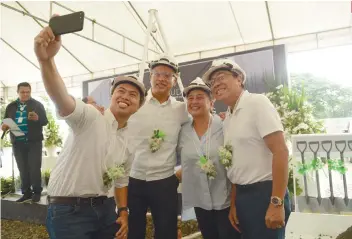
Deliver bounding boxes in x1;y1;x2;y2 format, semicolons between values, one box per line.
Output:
13;141;43;195
194;207;242;239
128;175;179;239
235;181;291;239
46;197;118;239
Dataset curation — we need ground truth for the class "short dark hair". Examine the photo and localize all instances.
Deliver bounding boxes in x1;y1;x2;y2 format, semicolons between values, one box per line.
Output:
17;82;31;92
82;97;88;103
111;81;147;106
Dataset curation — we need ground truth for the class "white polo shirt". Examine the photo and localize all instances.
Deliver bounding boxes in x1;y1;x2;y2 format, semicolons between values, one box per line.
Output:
223;91;283;185
47;98;132;197
127;91;189;181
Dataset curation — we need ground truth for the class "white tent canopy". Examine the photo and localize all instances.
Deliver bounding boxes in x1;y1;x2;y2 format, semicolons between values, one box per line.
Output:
1;1;352;90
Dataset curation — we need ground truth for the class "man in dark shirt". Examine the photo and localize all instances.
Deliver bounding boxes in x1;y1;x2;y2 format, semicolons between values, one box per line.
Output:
1;82;48;203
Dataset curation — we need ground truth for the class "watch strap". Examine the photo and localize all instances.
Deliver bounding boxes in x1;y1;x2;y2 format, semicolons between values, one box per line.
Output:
118;207;129;214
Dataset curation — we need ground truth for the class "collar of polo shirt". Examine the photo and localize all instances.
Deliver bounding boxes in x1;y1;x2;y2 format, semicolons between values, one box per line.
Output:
146;89;176;105
104;108;128;130
227;90;250;115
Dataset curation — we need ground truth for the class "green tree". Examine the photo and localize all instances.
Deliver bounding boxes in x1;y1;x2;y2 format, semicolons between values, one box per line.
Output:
290;73;352;119
40;96;62;148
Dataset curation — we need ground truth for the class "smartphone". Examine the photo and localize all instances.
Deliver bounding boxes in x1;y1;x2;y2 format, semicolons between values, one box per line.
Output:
49;11;85;36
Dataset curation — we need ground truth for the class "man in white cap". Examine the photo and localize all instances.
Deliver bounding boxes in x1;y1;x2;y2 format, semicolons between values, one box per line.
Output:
34;25;146;239
202;59;291;239
127;55;189;239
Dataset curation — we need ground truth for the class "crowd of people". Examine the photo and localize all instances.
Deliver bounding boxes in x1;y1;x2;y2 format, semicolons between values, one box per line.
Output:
1;22;291;239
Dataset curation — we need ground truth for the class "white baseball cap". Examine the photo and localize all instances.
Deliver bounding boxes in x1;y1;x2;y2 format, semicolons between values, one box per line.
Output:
202;58;246;85
183;77;211;97
111;75;147;104
149;54;179;73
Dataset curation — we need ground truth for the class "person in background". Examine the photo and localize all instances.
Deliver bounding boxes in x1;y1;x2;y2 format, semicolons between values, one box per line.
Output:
202;59;291;239
176;78;241;239
127;55;189;239
82;96;105;114
1;82;48;203
34;24;146;239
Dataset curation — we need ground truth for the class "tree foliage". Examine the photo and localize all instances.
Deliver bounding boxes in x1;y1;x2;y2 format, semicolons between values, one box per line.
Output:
291;73;352;119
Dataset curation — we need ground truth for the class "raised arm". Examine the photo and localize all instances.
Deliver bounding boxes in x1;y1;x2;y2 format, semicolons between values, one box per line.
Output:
34;25;75;117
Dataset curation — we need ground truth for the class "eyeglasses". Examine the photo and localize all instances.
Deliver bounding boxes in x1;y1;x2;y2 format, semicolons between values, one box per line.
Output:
208;72;237;88
151;71;176;80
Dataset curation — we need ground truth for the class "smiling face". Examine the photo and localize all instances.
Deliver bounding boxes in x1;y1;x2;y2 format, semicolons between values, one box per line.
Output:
150;65;176;96
186;89;213;118
209;70;243;104
110;83;141;118
18;86;31;102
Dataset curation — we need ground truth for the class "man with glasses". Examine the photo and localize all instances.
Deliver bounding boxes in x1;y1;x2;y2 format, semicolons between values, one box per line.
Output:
127;55;189;239
202;59;291;239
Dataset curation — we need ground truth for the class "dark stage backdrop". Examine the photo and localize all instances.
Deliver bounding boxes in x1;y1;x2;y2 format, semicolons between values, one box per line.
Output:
83;45;289;113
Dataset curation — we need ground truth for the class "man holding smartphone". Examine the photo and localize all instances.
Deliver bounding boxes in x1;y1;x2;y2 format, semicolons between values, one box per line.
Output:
34;23;146;239
1;82;48;203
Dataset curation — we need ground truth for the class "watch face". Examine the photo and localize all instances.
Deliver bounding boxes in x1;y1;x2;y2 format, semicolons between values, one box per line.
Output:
272;197;279;205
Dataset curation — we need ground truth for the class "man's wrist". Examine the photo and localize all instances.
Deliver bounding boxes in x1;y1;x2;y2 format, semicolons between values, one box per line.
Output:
118;207;129;216
270;196;283;207
119;210;128;217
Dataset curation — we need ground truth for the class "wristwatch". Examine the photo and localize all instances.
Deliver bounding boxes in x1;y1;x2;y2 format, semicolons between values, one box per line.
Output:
270;196;283;207
118;207;129;215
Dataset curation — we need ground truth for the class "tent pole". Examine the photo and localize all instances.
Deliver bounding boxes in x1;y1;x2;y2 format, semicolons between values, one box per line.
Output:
49;1;52;17
138;9;155;83
153;10;185;96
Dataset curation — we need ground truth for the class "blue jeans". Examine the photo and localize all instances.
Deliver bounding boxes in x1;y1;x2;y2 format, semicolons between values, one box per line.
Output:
46;197;118;239
235;181;291;239
194;207;242;239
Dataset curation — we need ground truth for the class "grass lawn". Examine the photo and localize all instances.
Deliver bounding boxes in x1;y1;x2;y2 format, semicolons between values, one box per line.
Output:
1;217;201;239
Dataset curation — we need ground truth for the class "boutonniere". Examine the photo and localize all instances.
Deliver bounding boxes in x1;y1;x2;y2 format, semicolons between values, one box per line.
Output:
218;143;233;170
103;164;125;188
197;155;217;180
149;129;166;153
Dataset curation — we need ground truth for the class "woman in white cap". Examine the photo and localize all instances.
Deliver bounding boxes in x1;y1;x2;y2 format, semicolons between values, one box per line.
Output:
202;59;291;239
176;78;241;239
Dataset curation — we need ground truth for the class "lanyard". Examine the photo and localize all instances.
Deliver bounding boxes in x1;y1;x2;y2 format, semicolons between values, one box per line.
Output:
190;115;212;160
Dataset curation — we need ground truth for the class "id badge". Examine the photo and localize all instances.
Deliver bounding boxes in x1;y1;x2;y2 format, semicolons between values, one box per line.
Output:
18;117;23;123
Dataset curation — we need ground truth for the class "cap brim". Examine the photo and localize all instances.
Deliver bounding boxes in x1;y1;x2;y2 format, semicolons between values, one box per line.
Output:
183;85;211;97
202;65;231;84
113;76;146;96
150;62;178;73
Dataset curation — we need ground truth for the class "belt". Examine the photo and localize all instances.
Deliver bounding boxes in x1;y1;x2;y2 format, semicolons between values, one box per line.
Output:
236;180;272;192
48;196;108;206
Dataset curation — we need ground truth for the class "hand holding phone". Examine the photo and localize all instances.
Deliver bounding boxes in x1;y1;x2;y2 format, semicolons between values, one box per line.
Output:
28;112;39;121
49;11;85;36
